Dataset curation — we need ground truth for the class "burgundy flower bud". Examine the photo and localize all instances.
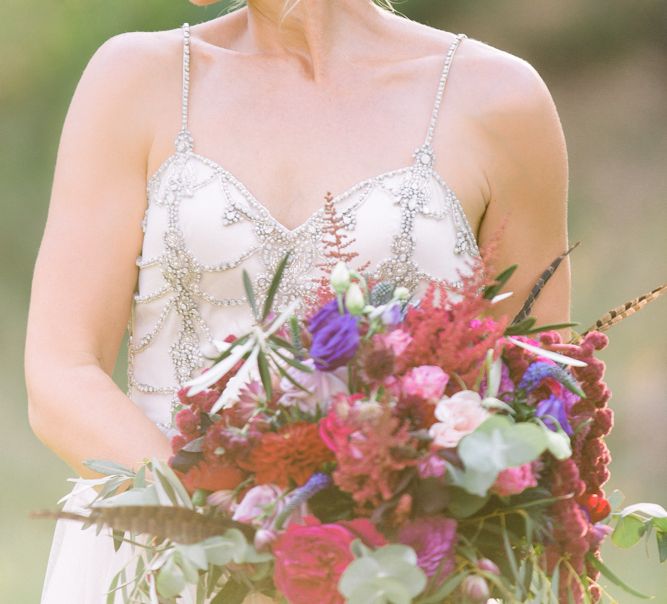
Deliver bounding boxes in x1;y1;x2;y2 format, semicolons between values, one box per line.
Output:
477;558;500;575
461;576;490;602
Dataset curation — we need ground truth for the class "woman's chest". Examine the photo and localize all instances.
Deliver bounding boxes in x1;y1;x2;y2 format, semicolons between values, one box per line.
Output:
137;151;480;317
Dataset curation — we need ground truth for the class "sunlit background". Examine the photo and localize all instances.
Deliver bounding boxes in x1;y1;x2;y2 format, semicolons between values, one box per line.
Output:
1;0;665;601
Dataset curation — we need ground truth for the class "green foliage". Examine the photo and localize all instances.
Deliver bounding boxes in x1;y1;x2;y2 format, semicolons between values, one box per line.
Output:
611;502;667;562
448;415;570;497
339;542;428;604
153;529;271;600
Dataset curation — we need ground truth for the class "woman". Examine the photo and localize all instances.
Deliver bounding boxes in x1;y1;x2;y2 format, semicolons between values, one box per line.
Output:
26;0;570;601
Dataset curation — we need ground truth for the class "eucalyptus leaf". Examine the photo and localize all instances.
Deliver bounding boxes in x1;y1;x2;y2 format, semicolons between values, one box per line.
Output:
153;459;194;509
157;556;186;598
176;552;201;584
612;514;648;548
339;557;382;595
453;416;550;496
105;569;123;604
83;459;136;478
657;531;667;563
203;530;249;565
92;485;160;507
339;545;427;603
177;543;208;571
534;418;572;460
133;464;147;489
619;502;667;521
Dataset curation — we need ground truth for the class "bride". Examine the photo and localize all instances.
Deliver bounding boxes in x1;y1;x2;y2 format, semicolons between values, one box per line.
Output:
25;0;570;601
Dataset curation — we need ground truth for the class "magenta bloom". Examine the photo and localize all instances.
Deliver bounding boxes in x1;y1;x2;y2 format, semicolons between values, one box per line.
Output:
401;365;450;401
492;463;538;497
308;300;360;371
397;516;458;579
272;515;386;604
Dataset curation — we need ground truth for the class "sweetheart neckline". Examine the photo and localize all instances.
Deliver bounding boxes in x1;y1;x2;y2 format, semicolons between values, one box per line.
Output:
146;149;480;253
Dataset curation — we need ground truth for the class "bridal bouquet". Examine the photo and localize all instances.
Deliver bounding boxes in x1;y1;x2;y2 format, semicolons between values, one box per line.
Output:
53;239;667;604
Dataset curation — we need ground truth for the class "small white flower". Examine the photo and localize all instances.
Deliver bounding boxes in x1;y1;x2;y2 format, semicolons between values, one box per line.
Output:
345;283;365;315
394;286;410;301
330;261;351;293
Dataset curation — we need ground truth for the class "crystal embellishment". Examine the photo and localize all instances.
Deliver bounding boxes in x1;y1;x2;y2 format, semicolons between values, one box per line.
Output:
127;25;477;431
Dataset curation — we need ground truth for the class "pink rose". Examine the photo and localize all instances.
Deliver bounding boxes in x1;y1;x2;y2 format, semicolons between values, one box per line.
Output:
379;329;413;357
272;516;386;604
233;484;305;530
429;390;489;448
401;365;450;401
491;463;538;497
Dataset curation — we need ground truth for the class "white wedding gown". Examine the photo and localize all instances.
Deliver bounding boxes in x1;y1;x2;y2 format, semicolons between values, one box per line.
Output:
40;22;479;603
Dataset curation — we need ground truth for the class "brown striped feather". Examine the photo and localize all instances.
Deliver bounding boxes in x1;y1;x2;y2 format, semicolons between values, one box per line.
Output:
31;506;254;544
512;241;581;324
569;282;667;344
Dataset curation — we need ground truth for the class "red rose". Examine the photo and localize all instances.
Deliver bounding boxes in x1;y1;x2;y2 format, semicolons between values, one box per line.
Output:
272;515;386;604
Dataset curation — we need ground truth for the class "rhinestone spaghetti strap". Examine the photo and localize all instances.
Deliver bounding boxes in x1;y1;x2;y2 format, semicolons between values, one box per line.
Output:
174;23;193;153
424;32;467;148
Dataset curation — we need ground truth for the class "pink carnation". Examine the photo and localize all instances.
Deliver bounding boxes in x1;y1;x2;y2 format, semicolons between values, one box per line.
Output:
492;463;538;497
379;329;413;357
272;516;386;604
398;516;458;579
401;365;450;401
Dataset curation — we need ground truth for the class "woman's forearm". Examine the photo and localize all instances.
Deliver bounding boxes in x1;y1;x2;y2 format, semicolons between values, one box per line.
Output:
26;358;173;478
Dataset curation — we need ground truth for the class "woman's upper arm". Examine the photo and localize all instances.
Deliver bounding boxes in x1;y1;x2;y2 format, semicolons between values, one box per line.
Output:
474;50;571;328
26;32;162;384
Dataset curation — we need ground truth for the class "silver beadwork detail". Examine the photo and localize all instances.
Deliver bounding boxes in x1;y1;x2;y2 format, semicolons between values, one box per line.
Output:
127;24;480;431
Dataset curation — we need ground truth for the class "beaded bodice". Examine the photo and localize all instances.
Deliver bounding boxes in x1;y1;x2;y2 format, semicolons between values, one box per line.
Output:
127;23;480;433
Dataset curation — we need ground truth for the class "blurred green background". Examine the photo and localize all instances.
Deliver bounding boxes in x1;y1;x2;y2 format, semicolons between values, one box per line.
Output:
1;0;665;601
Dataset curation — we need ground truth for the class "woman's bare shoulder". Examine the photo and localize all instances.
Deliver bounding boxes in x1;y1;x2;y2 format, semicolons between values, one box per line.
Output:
459;37;557;122
72;27;185;134
405;17;554;115
84;27;182;77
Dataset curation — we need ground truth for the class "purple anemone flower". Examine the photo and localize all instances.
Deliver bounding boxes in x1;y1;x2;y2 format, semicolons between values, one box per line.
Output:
308;300;360;371
536;394;574;436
